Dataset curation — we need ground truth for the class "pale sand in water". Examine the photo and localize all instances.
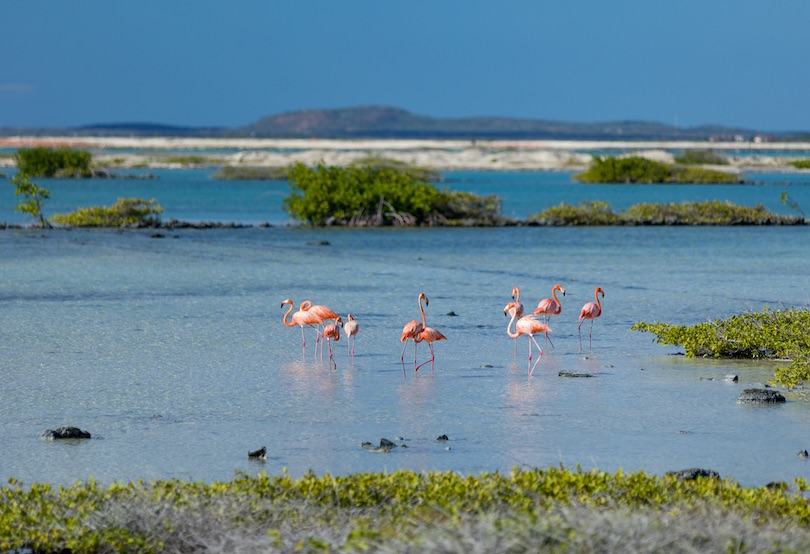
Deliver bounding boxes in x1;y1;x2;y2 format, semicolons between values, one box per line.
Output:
2;136;809;171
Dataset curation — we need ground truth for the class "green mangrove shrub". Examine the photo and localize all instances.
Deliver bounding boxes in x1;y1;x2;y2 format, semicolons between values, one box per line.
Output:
529;200;806;226
790;160;810;169
15;147;93;178
575;155;739;184
10;173;51;228
674;149;729;165
632;307;810;387
50;198;163;228
211;166;289;180
1;468;809;553
282;162;503;226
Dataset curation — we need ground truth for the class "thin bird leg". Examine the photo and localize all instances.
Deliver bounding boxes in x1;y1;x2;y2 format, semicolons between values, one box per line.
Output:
415;343;436;372
578;322;584;352
545;329;555;349
589;319;594;352
530;354;543;377
400;340;410;360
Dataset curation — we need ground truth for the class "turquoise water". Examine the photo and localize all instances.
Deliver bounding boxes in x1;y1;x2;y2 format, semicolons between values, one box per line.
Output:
1;171;810;489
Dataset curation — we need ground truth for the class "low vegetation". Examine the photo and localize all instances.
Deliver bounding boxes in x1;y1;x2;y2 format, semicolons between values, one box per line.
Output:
529;200;806;226
15;147;94;178
790;159;810;169
633;307;810;387
575;155;741;184
674;149;730;165
2;467;808;553
212;166;289;180
50;198;163;228
283;162;505;226
10;173;51;227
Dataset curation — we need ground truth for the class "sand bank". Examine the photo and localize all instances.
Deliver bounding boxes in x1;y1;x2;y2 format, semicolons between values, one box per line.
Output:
2;136;809;171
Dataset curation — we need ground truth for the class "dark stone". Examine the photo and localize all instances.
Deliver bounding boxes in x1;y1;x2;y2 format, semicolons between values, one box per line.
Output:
798;449;809;458
248;446;267;459
363;438;397;452
306;240;331;246
737;388;786;404
42;426;91;440
150;232;166;239
666;468;721;481
558;371;595;378
436;434;449;442
446;311;458;316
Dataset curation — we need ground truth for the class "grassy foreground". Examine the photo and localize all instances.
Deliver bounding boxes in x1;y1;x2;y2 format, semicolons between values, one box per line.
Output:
3;467;809;553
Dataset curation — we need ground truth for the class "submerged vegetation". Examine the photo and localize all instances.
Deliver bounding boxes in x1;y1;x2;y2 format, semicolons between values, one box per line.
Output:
529;200;806;226
50;198;163;228
633;307;810;387
2;467;809;553
673;149;730;165
574;155;741;184
282;162;506;226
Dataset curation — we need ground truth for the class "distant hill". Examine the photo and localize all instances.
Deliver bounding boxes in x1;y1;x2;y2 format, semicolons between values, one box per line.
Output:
2;105;807;141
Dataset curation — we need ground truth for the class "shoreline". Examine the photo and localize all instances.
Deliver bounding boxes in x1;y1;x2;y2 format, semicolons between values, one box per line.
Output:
2;136;810;171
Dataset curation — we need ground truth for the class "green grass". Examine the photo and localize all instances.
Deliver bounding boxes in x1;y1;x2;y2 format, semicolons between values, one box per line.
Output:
529;200;806;226
790;159;810;169
211;166;289;180
2;467;809;553
50;198;163;228
633;307;810;387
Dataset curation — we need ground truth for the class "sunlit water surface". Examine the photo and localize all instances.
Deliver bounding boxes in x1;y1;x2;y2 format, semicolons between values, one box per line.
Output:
1;170;810;488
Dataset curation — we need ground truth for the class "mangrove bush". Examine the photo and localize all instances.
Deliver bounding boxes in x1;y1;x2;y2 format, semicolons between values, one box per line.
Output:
10;173;51;228
50;198;163;228
528;200;806;226
632;307;810;387
15;147;93;178
575;155;740;184
282;162;504;226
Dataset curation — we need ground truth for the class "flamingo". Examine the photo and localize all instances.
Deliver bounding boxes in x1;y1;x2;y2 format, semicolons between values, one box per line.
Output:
507;311;551;376
401;293;427;364
503;287;525;354
321;316;342;368
301;300;340;356
343;314;359;358
281;299;321;354
578;287;604;352
415;325;447;372
533;284;566;348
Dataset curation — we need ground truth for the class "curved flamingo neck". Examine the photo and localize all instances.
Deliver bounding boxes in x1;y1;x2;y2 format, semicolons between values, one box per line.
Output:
594;289;602;315
300;300;312;311
506;312;519;339
513;287;520;303
551;288;562;315
419;295;427;328
282;303;295;327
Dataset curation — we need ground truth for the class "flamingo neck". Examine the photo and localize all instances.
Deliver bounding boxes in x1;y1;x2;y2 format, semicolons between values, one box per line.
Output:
507;312;520;339
551;288;562;315
419;297;427;328
283;303;295;327
594;290;602;315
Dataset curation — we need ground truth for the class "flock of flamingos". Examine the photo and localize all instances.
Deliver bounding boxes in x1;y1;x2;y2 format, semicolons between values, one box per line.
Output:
281;285;605;374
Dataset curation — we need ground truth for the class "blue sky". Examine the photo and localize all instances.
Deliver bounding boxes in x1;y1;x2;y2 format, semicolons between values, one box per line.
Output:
3;1;809;131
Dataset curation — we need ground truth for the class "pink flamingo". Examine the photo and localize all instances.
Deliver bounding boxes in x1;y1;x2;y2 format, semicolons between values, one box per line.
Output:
503;287;525;354
321;316;342;368
301;300;340;356
343;314;359;359
281;299;321;355
578;287;604;352
400;293;427;364
415;325;447;372
507;311;551;376
533;284;566;348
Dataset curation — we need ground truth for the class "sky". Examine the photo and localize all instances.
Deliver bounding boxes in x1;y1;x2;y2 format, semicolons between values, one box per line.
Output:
3;1;810;132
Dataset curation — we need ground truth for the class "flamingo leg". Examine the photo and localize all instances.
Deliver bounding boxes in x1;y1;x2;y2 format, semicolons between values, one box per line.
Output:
400;340;409;360
589;319;595;352
529;336;544;376
578;321;584;352
415;343;436;372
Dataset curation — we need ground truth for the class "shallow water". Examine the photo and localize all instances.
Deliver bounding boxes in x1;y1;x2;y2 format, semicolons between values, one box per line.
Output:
2;219;809;488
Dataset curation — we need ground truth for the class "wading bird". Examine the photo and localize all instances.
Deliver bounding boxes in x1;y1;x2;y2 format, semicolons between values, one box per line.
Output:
401;293;428;364
281;299;321;355
343;314;359;359
533;284;566;348
578;287;604;353
507;311;551;376
415;323;447;372
321;316;342;368
503;287;525;353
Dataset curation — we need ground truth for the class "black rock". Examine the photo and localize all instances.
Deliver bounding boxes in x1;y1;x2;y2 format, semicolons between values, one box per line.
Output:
798;449;809;458
42;426;91;440
737;388;786;404
666;468;721;481
558;371;595;378
436;434;449;441
248;446;267;459
363;438;398;453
